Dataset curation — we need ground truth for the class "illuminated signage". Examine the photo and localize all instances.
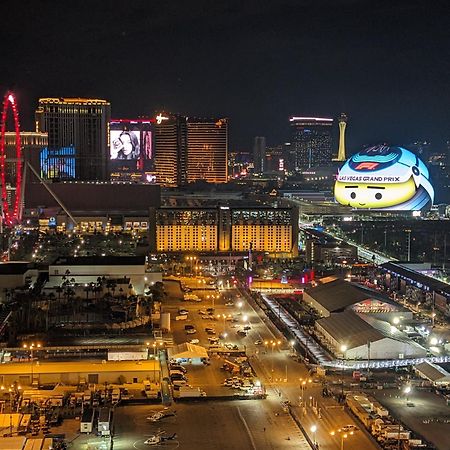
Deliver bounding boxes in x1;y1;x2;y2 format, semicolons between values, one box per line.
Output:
334;145;434;211
156;113;169;124
109;120;154;182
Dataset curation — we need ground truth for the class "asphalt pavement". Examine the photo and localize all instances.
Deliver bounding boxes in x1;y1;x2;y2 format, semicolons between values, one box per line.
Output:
371;387;450;450
112;403;311;450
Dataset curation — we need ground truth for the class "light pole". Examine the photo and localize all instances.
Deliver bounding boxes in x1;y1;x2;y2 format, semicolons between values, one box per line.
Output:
340;344;347;397
299;378;312;404
310;424;317;448
269;340;281;378
23;343;41;386
290;339;295;355
403;385;411;404
330;430;349;450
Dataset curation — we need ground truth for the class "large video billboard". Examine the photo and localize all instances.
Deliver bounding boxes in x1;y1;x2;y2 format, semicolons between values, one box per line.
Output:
334;145;434;211
109;120;155;182
40;146;76;180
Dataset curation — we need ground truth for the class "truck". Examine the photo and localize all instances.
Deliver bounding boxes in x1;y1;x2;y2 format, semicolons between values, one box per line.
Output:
98;407;112;436
80;408;94;433
83;390;92;405
178;386;206;398
111;388;121;404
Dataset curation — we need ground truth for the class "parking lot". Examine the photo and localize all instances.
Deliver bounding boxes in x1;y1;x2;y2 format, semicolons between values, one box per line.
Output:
371;387;450;450
112;403;310;450
163;280;282;396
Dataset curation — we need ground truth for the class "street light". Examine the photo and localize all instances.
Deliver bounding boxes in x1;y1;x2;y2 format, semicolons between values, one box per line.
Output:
340;344;347;397
403;385;411;403
310;425;317;448
23;343;41;386
330;430;349;450
299;378;312;404
290;339;295;355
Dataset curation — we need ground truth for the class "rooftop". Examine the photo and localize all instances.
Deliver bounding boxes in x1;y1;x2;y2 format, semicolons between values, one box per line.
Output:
51;256;145;266
316;311;384;349
0;262;31;275
0;359;159;376
415;361;450;382
38;97;110;105
305;279;372;312
381;262;450;298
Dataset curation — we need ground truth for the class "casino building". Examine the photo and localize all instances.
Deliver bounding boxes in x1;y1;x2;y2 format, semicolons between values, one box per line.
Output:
154;205;298;257
35;97;111;181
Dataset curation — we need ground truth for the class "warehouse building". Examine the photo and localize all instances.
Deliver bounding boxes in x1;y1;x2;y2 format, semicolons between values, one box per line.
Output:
315;310;427;360
47;255;161;294
414;362;450;386
304;279;412;322
0;360;160;387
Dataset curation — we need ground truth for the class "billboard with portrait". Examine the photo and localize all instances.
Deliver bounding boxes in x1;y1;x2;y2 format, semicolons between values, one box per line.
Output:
109;120;155;182
110;129;141;160
334;145;434;211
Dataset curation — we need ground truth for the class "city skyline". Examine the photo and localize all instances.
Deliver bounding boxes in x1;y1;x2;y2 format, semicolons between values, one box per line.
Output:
2;0;450;152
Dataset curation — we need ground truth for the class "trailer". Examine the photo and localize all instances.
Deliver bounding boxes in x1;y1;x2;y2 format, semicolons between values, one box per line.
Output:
98;407;112;436
178;387;206;398
80;408;94;433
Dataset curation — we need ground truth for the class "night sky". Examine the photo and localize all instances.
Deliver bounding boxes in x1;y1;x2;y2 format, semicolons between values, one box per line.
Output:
2;0;450;152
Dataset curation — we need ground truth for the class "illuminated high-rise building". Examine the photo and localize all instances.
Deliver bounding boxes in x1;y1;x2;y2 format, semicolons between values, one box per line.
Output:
253;136;266;173
35;98;110;181
337;112;347;161
186;118;228;183
153;113;187;187
4;131;48;213
289;116;333;170
155;205;298;256
5;131;47;179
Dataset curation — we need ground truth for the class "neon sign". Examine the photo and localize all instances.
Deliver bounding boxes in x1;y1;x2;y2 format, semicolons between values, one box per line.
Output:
156;113;169;125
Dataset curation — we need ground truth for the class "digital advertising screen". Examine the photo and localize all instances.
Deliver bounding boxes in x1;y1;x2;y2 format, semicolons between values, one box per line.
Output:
109;119;155;182
334;145;434;211
110;129;141;160
40;146;76;180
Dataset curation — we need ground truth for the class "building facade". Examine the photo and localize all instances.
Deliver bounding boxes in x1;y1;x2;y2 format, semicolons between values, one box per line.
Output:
35;98;111;181
253;136;266;173
156;208;218;252
289;116;333;170
186;118;228;183
155;206;298;256
153;113;187;187
4;132;48;212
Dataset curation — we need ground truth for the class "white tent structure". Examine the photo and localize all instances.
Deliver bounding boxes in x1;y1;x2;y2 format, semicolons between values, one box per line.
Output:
168;343;208;361
415;362;450;386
